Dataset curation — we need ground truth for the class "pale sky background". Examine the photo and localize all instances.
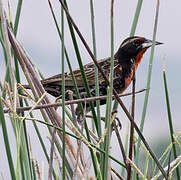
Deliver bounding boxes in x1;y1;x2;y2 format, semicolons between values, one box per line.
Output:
1;0;181;178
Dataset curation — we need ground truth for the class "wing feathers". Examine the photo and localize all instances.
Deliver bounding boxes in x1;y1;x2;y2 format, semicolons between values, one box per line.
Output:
41;57;112;87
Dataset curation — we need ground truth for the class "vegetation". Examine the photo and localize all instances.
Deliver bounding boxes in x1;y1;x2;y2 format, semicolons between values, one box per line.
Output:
0;0;180;179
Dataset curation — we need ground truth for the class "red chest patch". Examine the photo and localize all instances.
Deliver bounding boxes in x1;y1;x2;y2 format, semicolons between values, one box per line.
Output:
123;66;137;92
124;71;133;90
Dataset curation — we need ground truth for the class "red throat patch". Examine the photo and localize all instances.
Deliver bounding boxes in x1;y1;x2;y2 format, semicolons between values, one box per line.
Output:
136;48;147;64
126;48;147;85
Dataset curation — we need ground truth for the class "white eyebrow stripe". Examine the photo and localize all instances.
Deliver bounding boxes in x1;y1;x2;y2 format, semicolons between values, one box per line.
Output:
121;37;141;48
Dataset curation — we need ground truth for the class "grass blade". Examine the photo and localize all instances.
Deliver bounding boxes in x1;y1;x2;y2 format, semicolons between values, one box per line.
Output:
61;5;66;179
103;1;114;179
63;0;100;137
14;0;23;36
0;97;16;179
130;0;143;36
89;0;101;134
163;62;180;179
59;1;101;177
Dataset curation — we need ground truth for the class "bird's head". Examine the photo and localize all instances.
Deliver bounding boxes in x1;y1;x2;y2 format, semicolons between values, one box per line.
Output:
115;36;163;64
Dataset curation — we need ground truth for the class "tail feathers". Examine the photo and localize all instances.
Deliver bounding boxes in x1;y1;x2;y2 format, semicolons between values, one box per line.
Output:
21;84;62;97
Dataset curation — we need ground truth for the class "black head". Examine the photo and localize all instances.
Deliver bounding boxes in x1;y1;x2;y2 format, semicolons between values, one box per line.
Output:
115;36;163;62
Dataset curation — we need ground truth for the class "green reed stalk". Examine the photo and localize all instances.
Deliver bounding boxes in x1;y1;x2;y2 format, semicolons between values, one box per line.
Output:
102;1;114;179
163;65;180;179
89;0;101;135
61;6;66;179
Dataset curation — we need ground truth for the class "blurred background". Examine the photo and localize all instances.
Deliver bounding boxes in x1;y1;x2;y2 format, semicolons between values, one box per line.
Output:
1;0;181;178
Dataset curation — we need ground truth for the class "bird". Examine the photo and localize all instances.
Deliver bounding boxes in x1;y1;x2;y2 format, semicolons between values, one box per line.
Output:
24;36;163;117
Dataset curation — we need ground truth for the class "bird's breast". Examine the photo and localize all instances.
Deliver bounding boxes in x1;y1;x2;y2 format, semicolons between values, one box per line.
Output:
113;64;138;94
136;48;146;64
124;65;138;90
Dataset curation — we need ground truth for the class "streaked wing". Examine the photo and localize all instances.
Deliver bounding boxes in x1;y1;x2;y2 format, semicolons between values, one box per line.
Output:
41;57;111;87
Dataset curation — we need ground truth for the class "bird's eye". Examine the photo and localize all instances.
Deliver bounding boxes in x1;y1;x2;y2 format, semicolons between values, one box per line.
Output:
133;41;140;47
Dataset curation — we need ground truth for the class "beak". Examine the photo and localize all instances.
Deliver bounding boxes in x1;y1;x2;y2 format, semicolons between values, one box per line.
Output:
142;39;163;49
